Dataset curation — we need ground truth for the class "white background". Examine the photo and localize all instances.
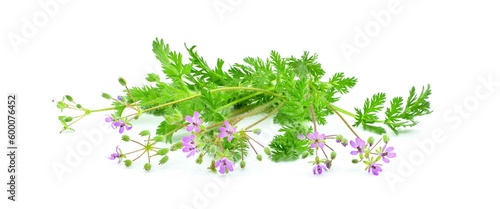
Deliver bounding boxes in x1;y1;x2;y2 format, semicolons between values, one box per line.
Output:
1;0;500;208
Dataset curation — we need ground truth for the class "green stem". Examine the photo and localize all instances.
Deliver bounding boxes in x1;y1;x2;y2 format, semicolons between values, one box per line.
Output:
142;86;284;114
90;107;116;113
329;104;356;118
215;92;262;112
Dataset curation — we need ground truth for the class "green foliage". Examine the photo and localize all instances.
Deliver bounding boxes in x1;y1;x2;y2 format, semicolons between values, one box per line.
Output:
56;38;433;169
353;85;432;134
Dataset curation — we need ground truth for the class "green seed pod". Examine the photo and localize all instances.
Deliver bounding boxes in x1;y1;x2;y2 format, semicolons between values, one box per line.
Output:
383;134;390;144
102;93;112;99
159;156;169;165
257;154;263;161
124;159;132;167
121;135;130;142
330;150;337;160
139;130;150;137
264;147;271;156
240;160;246;168
118;77;127;86
144;162;152;171
352;159;359;164
65;95;74;102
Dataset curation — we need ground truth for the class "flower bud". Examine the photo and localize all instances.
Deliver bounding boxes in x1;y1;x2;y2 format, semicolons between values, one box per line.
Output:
196;155;203;164
118;77;127;86
153;135;165;143
257;154;263;161
367;136;374;146
208;160;216;172
139;130;150;137
301;151;309;159
159;155;169;165
64;116;73;122
341;138;348;147
102;93;112;99
330;150;337;160
352;159;359;164
325;160;332;169
264;147;271;156
121;135;130;142
383;134;390;144
124;159;132;167
144;162;152;171
240;160;246;168
157;148;169;155
170;142;183;151
253;128;262;135
76;104;82;109
64;95;74;102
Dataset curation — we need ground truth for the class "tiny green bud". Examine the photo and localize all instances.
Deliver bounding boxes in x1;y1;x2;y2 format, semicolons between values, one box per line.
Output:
118;77;127;86
330;150;337;160
102;93;112;99
240;160;246;168
144;162;152;171
170;142;183;151
264;147;271;156
257;154;263;161
124;159;132;167
352;159;359;164
153;135;165;143
253;128;262;135
64;116;73;122
208;160;216;172
336;134;343;140
341;138;348;147
64;95;73;102
139;130;150;137
196;155;203;164
301;151;309;159
159;155;169;165
157;148;169;155
76;104;82;109
121;135;130;142
367;136;375;146
383;134;390;144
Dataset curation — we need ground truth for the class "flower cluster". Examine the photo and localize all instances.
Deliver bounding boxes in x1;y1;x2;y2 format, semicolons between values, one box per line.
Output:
105;115;132;134
349;136;396;176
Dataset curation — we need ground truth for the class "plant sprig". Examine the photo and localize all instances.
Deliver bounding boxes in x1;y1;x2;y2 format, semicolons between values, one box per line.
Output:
56;38;432;175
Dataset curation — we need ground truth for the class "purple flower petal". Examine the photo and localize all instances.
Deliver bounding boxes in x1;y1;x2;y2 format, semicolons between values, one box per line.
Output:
350;140;357;148
350;150;358;155
185;115;194;123
385;147;394;152
193;111;200;121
